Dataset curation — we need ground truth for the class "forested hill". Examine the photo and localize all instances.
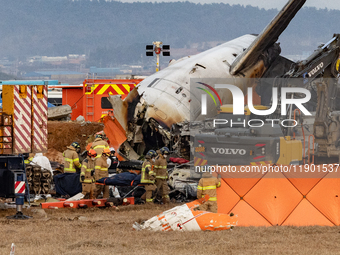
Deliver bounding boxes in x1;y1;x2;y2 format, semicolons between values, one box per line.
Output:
0;0;338;66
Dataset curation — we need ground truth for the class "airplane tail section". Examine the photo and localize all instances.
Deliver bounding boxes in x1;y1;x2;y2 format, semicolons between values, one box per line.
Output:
230;0;306;75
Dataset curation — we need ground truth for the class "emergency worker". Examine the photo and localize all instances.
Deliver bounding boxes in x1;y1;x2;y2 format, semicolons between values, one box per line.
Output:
91;134;110;159
93;148;110;198
141;150;157;203
63;142;82;173
107;147;119;170
80;149;97;199
197;171;221;213
154;147;170;204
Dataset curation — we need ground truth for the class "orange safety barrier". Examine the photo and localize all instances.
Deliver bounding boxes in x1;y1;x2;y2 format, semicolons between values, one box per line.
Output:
41;198;110;209
217;164;340;226
123;197;135;205
78;204;88;209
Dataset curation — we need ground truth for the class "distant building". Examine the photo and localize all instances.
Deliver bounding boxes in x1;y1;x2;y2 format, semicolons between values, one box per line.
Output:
89;66;120;78
22;71;86;84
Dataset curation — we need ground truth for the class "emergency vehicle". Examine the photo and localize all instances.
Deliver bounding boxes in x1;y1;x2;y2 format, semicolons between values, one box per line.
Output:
54;78;143;121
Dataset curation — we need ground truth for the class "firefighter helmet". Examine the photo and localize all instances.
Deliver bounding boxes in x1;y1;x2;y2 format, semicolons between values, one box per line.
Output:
87;149;97;158
95;133;103;139
103;148;111;156
160;147;170;155
71;142;80;149
146;150;157;159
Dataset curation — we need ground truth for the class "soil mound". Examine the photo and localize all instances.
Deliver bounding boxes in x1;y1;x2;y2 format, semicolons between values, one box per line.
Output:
48;121;104;153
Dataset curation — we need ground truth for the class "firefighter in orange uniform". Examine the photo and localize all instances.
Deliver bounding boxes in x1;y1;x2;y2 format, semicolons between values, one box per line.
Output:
94;148;110;198
63;142;82;173
197;171;221;213
80;149;97;199
154;147;170;204
91;134;110;159
141;150;157;203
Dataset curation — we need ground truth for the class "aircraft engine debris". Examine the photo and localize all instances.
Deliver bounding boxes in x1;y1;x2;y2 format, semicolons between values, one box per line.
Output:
133;195;237;231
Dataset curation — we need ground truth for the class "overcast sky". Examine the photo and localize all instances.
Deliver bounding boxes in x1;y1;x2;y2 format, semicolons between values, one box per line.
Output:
119;0;340;10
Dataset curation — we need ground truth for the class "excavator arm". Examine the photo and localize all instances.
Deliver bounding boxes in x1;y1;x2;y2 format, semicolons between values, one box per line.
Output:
281;34;340;162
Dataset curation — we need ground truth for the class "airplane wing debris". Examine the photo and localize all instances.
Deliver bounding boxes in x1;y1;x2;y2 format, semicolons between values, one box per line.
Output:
230;0;306;75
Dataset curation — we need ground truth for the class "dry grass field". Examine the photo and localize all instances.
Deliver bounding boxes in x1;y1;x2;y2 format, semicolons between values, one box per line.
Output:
1;204;340;255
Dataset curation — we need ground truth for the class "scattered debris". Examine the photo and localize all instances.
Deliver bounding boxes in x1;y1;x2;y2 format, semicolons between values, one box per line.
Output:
48;104;72;120
10;243;15;255
134;195;237;231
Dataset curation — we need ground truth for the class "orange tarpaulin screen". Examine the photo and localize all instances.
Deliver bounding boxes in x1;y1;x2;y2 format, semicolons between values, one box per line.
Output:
102;115;127;161
217;166;340;226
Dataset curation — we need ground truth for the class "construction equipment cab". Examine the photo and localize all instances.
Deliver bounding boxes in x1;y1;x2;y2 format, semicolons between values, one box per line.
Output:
193;104;302;167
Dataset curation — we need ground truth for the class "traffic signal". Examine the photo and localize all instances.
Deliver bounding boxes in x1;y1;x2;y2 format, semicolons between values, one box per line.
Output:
162;45;170;56
146;45;154;56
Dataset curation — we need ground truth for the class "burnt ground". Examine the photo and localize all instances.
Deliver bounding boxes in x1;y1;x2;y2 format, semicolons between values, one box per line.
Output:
1;204;340;255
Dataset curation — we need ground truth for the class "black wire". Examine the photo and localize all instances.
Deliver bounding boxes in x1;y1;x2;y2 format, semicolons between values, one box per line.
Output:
71;94;85;109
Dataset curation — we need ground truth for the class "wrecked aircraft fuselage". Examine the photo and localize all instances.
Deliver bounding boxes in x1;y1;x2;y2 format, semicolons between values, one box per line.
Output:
108;0;306;159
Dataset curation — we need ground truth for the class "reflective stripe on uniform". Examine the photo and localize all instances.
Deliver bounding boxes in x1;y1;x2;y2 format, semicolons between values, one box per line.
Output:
156;176;167;179
82;165;92;172
154;165;166;169
93;145;106;149
201;195;217;201
64;157;81;172
93;144;109;158
141;166;154;184
95;166;107;171
64;168;76;172
199;185;217;190
146;198;153;202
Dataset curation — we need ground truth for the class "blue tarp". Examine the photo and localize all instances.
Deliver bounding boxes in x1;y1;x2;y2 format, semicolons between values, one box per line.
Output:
97;172;141;186
53;173;82;197
48;102;55;107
